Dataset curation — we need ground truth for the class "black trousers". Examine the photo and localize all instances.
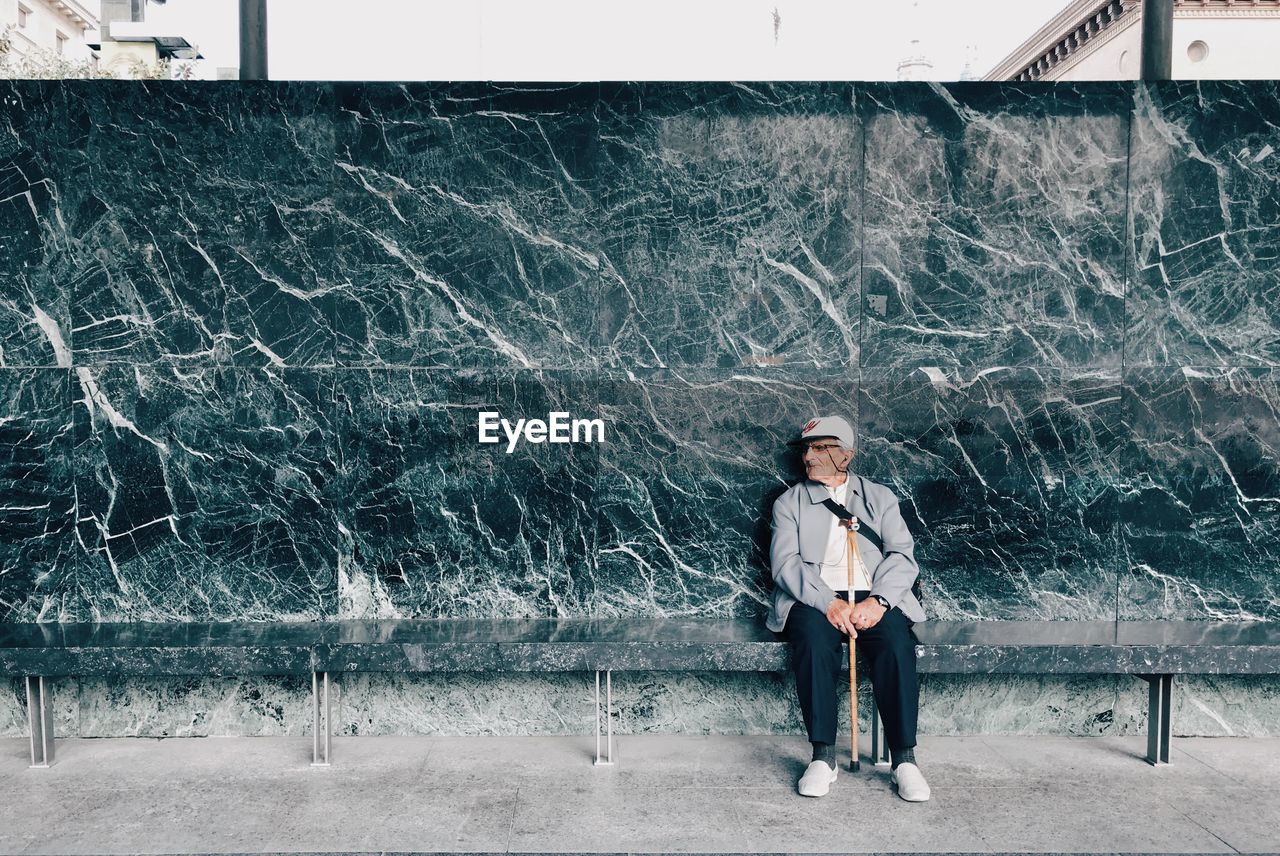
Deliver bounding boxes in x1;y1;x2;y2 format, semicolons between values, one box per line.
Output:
784;590;920;750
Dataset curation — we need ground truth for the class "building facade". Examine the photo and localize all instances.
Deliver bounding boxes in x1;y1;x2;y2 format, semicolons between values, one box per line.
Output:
89;0;200;78
985;0;1280;81
1;0;97;62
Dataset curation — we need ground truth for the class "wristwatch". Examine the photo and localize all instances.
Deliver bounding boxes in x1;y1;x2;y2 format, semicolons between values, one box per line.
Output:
871;595;891;610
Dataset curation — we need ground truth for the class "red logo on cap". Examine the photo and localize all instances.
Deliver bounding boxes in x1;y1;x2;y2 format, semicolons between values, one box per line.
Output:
802;419;819;434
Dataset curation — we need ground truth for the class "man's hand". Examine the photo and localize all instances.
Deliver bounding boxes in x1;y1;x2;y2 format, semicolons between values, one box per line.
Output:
826;599;857;637
851;597;887;631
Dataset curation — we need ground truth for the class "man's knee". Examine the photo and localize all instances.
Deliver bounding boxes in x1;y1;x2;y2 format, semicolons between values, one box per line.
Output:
787;603;833;638
787;605;841;662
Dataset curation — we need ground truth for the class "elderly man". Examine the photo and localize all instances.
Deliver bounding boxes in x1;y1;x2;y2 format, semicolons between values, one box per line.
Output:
767;415;930;802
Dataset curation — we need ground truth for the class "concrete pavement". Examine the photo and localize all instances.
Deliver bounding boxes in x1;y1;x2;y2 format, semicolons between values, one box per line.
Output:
1;733;1276;854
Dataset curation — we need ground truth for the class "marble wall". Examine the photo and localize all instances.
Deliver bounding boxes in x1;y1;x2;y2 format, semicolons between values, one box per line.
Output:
2;81;1278;736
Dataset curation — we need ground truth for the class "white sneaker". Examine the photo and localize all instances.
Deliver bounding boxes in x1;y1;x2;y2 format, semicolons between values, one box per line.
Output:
891;762;931;802
797;760;838;797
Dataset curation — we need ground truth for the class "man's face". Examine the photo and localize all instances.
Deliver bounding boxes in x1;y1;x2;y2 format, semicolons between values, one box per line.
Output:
801;437;854;481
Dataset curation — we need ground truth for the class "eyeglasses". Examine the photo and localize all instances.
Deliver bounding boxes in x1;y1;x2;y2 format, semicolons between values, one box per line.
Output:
802;443;846;454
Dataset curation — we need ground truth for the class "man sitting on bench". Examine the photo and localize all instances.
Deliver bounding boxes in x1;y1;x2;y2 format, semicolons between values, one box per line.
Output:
766;415;930;802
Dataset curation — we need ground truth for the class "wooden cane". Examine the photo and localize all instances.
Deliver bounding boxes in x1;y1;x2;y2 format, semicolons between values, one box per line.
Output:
845;523;860;772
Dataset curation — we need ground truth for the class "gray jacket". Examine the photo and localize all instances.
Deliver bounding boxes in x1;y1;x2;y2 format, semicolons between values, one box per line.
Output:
767;474;926;632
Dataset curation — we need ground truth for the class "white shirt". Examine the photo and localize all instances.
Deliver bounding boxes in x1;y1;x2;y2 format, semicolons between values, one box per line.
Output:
818;480;872;592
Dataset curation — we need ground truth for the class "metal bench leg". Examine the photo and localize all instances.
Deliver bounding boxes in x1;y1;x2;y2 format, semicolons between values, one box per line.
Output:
869;700;890;766
311;671;331;766
1139;674;1173;765
594;670;614;766
26;676;54;768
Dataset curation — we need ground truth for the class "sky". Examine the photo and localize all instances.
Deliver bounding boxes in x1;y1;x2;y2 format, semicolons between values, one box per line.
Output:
141;0;1075;81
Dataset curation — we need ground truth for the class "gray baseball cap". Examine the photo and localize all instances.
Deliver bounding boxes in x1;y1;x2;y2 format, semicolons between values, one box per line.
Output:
787;415;854;448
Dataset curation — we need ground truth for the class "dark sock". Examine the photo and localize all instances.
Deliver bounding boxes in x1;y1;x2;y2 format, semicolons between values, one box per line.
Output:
811;741;836;768
890;746;916;770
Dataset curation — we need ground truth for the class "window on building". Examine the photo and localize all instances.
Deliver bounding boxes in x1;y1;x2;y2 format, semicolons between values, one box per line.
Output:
17;4;30;28
56;31;68;55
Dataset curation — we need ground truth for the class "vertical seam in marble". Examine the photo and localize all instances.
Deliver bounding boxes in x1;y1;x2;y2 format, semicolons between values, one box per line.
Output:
328;363;341;622
325;82;341;623
855;84;867;379
327;82;339;376
1118;82;1137;627
596;366;605;612
591;82;604;374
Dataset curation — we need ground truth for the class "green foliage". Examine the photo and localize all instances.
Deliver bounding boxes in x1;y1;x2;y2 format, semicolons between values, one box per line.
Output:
0;24;197;80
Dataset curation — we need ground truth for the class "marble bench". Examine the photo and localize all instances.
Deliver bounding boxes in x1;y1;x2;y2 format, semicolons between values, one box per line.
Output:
5;618;1279;770
1;621;316;769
